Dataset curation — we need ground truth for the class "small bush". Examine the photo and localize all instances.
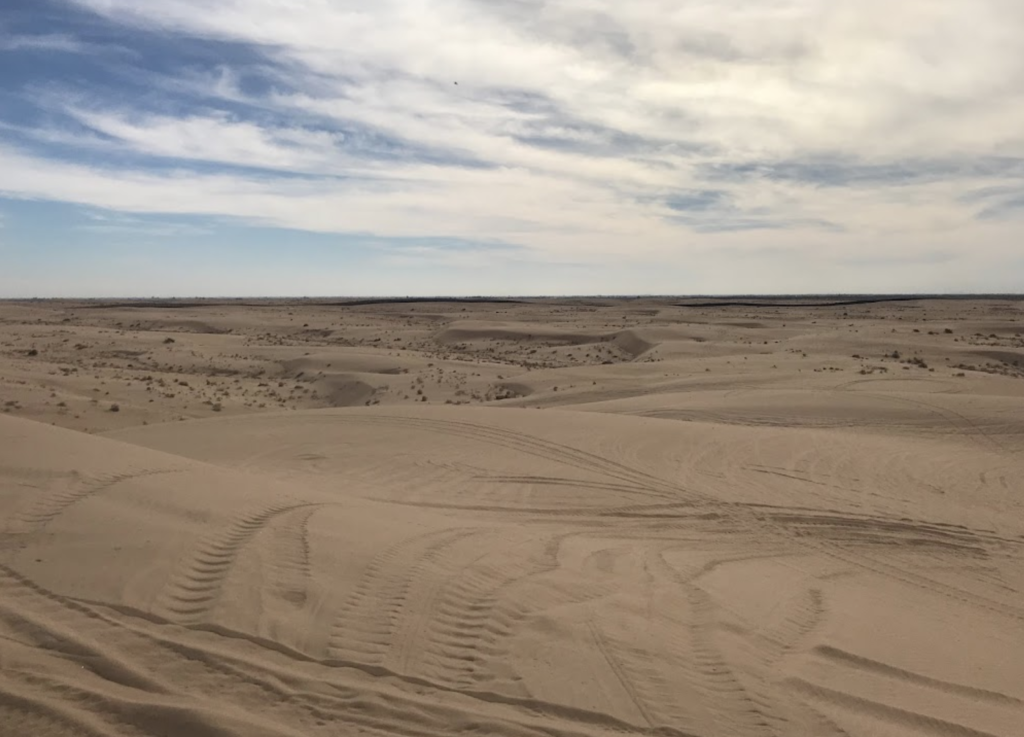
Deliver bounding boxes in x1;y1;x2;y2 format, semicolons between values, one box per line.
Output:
109;404;120;412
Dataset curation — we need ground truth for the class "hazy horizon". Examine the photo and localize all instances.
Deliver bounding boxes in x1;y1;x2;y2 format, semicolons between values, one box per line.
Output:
3;293;1024;302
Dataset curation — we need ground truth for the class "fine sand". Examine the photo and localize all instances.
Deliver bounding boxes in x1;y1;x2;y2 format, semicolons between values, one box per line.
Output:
1;296;1023;737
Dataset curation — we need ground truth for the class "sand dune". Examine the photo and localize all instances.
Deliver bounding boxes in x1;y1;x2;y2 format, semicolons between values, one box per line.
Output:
2;297;1024;737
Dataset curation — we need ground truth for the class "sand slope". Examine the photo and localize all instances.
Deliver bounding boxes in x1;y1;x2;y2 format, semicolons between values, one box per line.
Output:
1;399;1022;737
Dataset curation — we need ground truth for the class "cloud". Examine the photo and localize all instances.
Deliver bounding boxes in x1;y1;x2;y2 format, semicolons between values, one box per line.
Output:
0;33;87;53
76;210;214;237
704;157;1024;188
0;141;639;257
62;0;1024;159
0;0;1021;293
958;184;1024;221
977;195;1024;221
58;105;486;173
0;28;136;57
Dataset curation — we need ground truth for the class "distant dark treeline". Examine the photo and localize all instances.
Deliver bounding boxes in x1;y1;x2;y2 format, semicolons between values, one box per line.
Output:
320;297;527;307
675;297;923;308
17;294;1024;310
675;295;1024;308
75;297;527;309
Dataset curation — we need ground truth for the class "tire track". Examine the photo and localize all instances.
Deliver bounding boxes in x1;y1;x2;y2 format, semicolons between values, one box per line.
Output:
157;502;325;624
0;566;452;737
0;465;78;483
343;415;700;505
8;469;182;534
648;549;804;734
684;584;782;737
737;586;853;737
767;512;993;556
832;388;1014;456
668;448;1024;623
587;620;657;728
812;645;1024;707
367;498;707;523
0;668;155;737
413;533;568;689
800;539;1024;623
389;560;460;679
265;506;318;608
0;680;115;737
759;514;1024;622
479;475;661;495
0;564;337;735
788;678;1006;737
722;586;828;675
354;407;1024;631
763;588;826;662
447;532;634;692
0;565;175;737
327;527;481;667
0;565;699;737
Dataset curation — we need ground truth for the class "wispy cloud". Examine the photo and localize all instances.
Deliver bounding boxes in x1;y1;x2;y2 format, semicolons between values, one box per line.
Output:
76;210;214;237
977;194;1024;221
0;33;87;53
958;184;1024;221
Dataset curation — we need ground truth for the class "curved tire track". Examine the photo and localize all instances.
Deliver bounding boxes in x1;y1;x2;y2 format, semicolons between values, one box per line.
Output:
157;502;325;624
9;469;182;534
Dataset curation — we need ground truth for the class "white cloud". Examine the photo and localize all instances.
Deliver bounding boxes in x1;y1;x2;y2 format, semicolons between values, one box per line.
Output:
64;108;355;174
2;138;1019;271
0;140;693;259
65;0;1024;159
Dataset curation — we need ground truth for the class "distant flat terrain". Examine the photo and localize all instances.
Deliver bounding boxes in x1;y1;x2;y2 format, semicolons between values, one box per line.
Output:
2;297;1023;737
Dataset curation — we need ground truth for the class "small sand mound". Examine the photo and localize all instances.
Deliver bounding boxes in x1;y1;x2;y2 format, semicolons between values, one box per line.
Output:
610;329;656;358
435;321;609;347
281;354;406;377
311;375;377;406
162;319;232;334
493;381;533;399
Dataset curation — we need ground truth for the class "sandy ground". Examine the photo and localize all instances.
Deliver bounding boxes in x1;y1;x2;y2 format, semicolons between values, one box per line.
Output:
1;296;1023;737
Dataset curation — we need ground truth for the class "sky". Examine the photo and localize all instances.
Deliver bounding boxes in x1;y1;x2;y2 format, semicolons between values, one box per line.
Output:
1;0;1023;297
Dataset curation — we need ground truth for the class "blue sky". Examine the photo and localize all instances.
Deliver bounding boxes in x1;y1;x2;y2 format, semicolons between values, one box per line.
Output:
1;0;1023;296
